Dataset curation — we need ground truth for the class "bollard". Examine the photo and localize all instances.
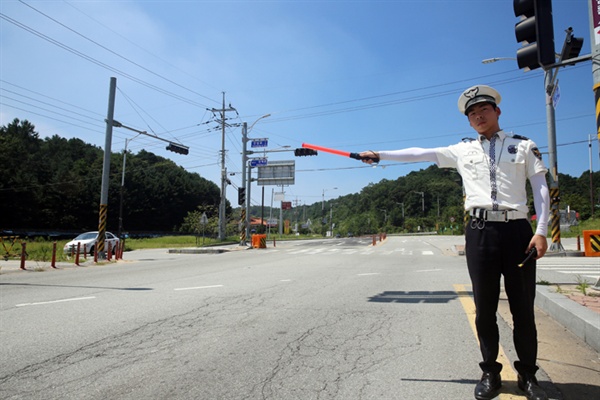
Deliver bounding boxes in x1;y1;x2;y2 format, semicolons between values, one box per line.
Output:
50;242;57;269
274;237;276;247
94;244;98;263
372;235;376;246
83;244;87;259
20;242;27;270
577;235;581;251
119;238;125;260
75;242;81;266
107;242;112;261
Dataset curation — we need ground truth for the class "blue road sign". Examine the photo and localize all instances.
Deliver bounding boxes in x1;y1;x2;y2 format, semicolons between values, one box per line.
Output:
251;139;268;148
250;158;268;167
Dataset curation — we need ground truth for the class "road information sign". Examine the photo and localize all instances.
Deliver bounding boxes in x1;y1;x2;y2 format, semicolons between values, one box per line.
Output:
251;139;268;148
250;158;268;167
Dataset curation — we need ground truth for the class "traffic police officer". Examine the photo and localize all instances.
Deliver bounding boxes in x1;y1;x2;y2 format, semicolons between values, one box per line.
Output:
359;85;550;400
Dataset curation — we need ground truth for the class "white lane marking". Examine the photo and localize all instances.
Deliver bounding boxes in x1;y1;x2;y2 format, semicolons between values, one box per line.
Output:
416;269;443;273
280;279;292;282
357;273;380;276
174;285;224;291
16;296;96;307
422;251;434;255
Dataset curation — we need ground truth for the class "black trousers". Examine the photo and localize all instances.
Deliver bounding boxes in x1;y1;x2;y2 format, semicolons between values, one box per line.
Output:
465;218;539;376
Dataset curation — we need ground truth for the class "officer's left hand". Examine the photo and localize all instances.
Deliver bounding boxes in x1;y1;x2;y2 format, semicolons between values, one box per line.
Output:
528;234;548;259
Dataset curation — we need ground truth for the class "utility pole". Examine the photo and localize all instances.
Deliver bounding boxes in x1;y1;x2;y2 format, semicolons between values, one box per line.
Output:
210;93;237;241
98;77;117;258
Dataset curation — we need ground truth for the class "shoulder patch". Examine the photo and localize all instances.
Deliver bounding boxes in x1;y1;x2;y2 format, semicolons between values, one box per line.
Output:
461;137;476;143
531;147;542;160
511;134;529;141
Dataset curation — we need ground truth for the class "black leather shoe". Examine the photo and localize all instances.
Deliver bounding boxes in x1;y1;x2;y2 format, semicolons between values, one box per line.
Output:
474;372;501;400
518;374;548;400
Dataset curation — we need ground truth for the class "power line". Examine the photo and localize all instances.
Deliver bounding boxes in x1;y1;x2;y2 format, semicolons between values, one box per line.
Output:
0;13;211;109
17;0;219;105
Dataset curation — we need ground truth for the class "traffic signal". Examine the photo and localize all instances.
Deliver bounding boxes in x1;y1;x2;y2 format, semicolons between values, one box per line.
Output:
294;148;318;157
513;0;555;70
238;187;246;206
166;143;189;155
559;28;584;64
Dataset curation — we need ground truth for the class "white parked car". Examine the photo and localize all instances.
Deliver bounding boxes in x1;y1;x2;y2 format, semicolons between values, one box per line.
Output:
63;231;120;255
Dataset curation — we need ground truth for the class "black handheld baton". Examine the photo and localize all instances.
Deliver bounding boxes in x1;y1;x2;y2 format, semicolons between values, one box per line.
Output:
518;248;537;267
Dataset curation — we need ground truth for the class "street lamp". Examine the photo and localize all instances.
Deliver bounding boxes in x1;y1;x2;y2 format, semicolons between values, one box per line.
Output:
413;191;425;214
322;187;338;214
330;203;336;237
241;114;271;245
396;202;405;219
481;57;517;64
322;187;337;235
379;208;387;229
118;134;141;238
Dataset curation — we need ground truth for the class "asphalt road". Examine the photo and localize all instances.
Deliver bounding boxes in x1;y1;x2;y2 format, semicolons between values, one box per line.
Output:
0;235;598;399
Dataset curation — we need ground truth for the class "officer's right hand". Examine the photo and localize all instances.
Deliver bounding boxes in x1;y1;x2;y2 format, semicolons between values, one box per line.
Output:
359;151;379;164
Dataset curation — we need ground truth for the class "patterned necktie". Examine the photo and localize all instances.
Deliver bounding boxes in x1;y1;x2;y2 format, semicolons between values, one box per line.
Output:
489;135;498;211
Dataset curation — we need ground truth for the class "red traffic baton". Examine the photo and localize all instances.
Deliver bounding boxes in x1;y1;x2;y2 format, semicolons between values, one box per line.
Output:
301;143;379;163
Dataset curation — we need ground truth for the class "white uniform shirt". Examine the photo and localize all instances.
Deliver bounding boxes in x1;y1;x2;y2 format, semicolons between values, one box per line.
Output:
434;130;547;213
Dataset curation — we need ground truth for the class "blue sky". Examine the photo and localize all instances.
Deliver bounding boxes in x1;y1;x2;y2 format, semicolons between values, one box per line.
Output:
1;0;596;211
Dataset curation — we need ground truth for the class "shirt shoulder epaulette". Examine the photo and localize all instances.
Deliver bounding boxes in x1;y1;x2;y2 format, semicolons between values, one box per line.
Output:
461;137;476;143
510;134;529;141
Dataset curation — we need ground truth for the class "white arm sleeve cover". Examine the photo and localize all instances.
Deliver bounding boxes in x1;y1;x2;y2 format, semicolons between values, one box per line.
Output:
530;172;549;237
378;148;440;164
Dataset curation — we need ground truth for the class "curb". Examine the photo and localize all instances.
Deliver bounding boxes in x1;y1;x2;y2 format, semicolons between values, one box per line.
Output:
168;245;251;254
535;285;600;352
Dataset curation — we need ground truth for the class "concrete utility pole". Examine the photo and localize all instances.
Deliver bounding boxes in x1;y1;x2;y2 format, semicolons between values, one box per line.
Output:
98;77;117;258
210;93;237;241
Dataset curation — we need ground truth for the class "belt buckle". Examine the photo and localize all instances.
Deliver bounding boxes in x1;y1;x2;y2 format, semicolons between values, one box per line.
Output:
486;210;507;222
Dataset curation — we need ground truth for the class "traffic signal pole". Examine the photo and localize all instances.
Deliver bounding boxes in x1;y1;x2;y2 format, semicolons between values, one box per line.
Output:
513;0;594;252
544;67;564;251
589;0;600;168
241;122;248;246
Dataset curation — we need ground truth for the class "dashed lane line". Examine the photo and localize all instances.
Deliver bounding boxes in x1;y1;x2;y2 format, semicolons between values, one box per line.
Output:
174;285;224;291
16;296;96;307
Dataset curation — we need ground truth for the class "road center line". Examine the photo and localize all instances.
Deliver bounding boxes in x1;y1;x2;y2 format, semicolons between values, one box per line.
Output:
174;285;224;291
16;296;96;307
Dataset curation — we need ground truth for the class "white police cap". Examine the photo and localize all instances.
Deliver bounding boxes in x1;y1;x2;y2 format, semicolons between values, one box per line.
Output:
458;85;501;115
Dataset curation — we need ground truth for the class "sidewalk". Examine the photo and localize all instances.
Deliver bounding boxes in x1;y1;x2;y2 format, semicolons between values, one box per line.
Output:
533;238;599;352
